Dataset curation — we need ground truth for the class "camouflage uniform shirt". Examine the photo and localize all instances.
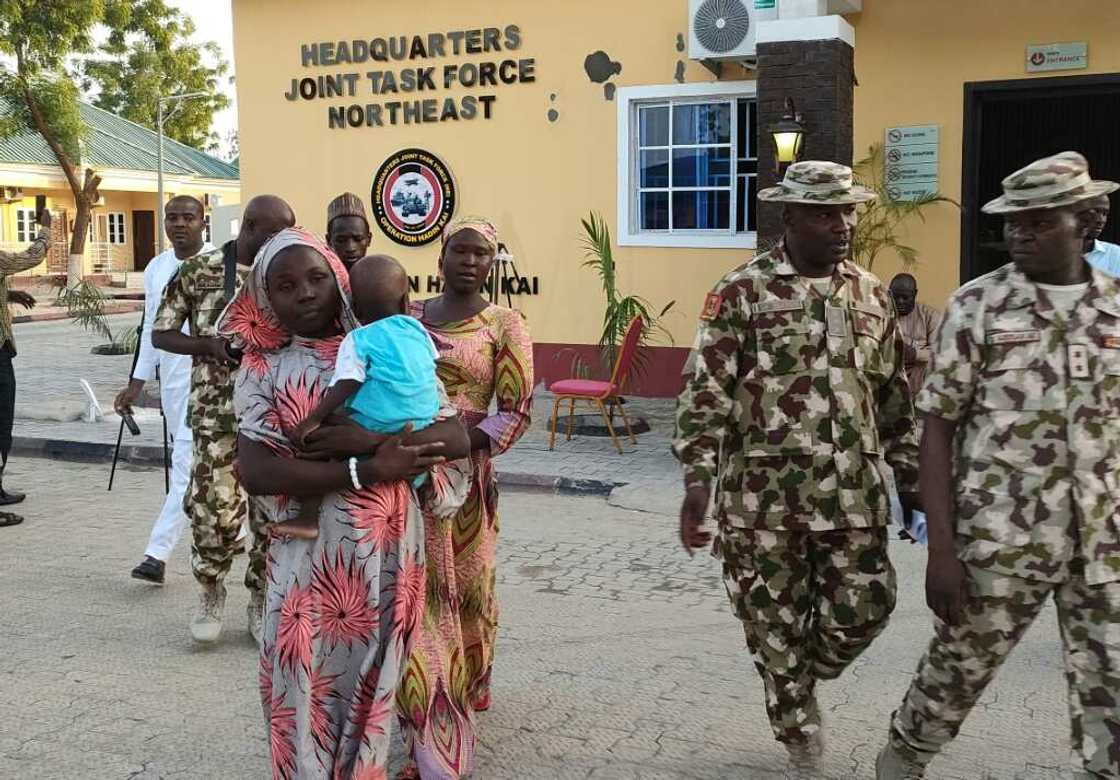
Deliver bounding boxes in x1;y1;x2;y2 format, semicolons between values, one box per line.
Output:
153;241;249;434
673;241;919;532
918;262;1120;585
0;228;50;352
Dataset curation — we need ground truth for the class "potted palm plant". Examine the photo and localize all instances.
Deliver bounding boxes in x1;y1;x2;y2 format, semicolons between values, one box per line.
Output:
56;280;138;355
549;212;674;437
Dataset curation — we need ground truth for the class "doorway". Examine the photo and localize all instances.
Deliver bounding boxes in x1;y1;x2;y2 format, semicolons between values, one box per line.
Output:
132;210;156;270
961;73;1120;281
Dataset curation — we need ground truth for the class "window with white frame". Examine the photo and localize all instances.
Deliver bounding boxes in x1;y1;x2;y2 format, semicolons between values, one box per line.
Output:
107;212;126;244
618;82;758;249
15;208;37;242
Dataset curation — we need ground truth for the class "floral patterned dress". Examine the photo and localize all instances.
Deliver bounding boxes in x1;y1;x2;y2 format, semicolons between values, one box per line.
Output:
394;302;533;777
236;335;427;780
223;228;467;780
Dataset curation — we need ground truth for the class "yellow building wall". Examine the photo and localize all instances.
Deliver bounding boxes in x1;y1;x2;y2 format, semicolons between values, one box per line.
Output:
233;0;1120;346
233;0;736;348
851;0;1120;310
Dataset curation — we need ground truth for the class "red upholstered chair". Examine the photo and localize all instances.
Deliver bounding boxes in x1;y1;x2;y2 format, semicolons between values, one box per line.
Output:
548;316;643;454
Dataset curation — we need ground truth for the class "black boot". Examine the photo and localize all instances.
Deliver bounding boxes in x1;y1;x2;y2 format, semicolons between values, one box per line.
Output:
0;485;25;505
131;556;166;584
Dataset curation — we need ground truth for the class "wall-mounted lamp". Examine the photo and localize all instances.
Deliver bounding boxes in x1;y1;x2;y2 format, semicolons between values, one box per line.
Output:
769;97;805;170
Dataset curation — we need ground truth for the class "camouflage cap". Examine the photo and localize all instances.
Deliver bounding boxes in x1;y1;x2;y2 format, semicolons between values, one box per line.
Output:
982;151;1119;214
326;192;369;229
757;160;876;205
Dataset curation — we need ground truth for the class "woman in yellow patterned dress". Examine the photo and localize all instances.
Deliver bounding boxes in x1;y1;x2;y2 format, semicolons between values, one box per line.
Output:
396;218;534;779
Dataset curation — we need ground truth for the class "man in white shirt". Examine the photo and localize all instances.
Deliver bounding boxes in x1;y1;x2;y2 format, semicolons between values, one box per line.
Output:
115;196;211;584
1081;194;1120;276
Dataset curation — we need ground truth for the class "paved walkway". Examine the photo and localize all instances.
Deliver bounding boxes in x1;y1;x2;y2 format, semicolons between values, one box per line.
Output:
0;458;1079;779
10;315;684;507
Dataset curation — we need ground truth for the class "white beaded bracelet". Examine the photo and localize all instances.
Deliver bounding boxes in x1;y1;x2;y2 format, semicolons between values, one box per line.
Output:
348;457;363;491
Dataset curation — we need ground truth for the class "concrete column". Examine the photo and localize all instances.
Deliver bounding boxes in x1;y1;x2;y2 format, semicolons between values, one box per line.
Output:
755;16;855;246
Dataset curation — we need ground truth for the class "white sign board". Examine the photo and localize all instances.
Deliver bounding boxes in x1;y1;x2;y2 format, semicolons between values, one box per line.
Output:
886;182;939;202
885;125;938;147
884;125;939;202
1026;42;1088;73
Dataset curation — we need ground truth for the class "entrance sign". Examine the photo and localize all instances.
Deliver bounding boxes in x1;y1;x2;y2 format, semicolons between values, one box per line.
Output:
1026;42;1088;73
371;148;457;247
283;26;537;129
884;124;939;202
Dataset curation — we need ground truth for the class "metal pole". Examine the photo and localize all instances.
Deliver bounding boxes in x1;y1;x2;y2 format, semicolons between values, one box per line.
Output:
162;408;170;494
108;324;144;491
156;100;165;254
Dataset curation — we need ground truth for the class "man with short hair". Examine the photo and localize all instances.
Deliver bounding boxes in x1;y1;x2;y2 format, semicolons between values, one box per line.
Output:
675;161;919;775
326;192;372;272
877;152;1120;780
115;195;212;584
0;208;51;528
888;273;941;396
1080;193;1120;276
153;194;295;644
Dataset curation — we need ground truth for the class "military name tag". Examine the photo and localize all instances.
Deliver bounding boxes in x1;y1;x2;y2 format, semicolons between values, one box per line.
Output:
752;299;803;315
1069;344;1090;379
986;330;1041;345
825;303;847;337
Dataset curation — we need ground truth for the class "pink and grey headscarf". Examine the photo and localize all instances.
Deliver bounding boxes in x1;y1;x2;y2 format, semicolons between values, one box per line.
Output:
441;216;499;255
217;226;358;355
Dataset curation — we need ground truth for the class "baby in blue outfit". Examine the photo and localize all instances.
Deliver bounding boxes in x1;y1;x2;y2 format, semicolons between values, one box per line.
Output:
278;255;439;539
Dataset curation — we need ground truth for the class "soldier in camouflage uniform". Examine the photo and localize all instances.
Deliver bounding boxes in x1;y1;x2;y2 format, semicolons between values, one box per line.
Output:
153;195;295;644
877;154;1120;780
674;161;920;775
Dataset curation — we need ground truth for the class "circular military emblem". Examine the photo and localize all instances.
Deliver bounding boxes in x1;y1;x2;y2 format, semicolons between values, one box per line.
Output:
371;148;456;247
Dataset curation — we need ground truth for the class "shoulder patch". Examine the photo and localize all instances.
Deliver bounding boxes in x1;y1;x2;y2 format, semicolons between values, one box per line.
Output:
1102;335;1120;349
700;292;722;321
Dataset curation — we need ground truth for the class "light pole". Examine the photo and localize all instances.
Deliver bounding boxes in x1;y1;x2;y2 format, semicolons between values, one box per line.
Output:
156;91;207;253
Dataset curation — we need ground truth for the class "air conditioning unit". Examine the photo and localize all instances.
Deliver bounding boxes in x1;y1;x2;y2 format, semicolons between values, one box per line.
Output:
689;0;764;64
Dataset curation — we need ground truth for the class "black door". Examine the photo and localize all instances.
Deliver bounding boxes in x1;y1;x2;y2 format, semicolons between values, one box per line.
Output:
132;210;156;270
961;73;1120;281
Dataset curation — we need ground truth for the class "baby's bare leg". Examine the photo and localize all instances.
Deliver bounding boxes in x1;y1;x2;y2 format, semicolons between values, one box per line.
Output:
272;497;321;539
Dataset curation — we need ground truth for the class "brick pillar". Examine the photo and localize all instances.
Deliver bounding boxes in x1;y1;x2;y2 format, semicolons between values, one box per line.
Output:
756;38;854;246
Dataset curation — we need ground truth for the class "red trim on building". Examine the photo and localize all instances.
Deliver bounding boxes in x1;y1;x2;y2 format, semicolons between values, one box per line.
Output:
533;342;689;399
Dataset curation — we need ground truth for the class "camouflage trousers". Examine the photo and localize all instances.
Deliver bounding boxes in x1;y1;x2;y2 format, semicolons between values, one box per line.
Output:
889;565;1120;778
186;430;267;596
714;525;897;743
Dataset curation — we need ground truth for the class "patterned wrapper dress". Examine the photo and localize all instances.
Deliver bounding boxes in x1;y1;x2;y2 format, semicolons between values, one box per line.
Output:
224;228;468;780
395;301;533;779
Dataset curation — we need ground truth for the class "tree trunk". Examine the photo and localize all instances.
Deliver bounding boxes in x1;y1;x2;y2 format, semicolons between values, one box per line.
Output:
67;253;84;287
65;169;102;287
15;69;101;287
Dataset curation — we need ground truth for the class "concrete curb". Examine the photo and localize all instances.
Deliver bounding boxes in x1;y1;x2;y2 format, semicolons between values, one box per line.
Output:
10;436;622;496
13;300;143;325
